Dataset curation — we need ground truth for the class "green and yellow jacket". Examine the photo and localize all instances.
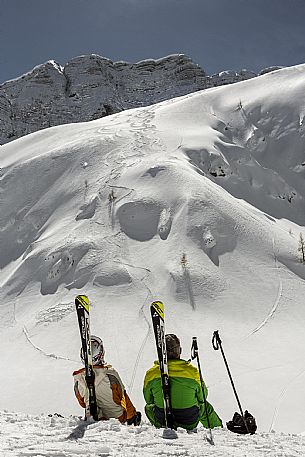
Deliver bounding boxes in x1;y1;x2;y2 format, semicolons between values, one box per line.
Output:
143;358;209;428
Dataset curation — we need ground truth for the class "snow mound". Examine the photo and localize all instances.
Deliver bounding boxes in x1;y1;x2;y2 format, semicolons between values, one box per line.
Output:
0;411;303;457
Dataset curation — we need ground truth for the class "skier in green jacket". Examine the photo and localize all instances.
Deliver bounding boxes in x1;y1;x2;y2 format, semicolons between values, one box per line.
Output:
143;334;222;431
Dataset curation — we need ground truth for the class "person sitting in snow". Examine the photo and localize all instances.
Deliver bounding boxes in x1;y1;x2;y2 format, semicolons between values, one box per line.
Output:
143;333;222;430
73;335;141;425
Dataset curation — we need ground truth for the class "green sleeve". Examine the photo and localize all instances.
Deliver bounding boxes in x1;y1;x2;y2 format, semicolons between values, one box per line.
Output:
143;380;154;404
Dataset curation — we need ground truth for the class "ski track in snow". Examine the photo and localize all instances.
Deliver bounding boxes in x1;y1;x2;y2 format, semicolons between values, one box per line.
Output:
269;367;305;433
23;326;77;363
128;277;153;394
104;108;160;183
245;235;283;338
128;295;152;394
1;412;303;457
244;231;305;434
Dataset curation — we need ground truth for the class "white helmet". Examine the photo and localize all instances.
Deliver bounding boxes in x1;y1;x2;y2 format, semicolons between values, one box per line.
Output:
80;335;105;365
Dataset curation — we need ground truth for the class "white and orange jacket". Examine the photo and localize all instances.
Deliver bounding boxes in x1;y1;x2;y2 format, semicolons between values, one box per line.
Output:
73;365;136;422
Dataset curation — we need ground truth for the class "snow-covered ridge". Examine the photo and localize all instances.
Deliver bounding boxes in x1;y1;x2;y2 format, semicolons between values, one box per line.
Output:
0;53;280;145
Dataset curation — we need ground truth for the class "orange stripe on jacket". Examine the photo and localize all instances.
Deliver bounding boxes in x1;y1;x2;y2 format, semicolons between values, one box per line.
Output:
109;383;136;421
74;381;86;408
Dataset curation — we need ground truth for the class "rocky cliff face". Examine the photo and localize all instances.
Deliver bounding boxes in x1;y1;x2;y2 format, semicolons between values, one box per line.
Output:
0;54;279;144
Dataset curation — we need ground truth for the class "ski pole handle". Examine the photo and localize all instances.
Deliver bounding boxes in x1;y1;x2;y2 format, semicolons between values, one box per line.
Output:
212;330;222;350
191;336;198;359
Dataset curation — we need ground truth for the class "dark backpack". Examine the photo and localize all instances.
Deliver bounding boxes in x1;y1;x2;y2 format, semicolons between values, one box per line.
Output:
226;410;257;435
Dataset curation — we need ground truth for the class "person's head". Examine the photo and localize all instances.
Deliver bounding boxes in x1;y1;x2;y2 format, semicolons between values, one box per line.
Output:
80;335;105;366
165;334;181;359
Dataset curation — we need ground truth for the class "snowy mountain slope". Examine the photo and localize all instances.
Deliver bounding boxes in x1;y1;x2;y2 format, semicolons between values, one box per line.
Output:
0;53;274;146
0;63;305;443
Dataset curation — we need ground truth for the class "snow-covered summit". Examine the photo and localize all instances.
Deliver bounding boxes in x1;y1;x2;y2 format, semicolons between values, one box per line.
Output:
0;53;277;145
0;62;305;445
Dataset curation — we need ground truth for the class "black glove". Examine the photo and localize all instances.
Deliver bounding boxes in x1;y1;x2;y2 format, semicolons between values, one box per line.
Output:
127;411;141;426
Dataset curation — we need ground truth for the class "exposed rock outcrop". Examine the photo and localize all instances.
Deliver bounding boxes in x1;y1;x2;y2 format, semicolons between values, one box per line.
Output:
0;54;280;144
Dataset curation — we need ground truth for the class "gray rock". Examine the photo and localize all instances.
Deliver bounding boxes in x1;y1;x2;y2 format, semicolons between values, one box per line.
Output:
0;53;263;145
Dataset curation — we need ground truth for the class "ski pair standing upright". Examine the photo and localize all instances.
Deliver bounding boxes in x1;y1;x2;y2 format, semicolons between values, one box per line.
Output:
75;294;98;420
67;295;98;440
74;294;140;427
150;300;178;439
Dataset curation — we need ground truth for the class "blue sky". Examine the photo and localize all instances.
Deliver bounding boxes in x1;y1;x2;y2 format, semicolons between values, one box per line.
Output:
1;0;305;83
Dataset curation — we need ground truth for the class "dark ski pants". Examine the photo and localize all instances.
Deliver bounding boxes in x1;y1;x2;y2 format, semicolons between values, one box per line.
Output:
145;403;222;431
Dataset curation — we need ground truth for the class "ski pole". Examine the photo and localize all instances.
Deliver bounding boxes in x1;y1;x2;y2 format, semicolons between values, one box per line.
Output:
191;337;214;445
212;330;250;433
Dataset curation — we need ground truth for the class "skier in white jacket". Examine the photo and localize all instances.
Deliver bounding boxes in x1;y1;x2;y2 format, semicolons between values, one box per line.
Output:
73;336;141;425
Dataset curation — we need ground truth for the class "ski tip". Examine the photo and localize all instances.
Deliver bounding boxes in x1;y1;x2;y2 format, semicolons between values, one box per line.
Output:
162;428;178;439
75;295;90;311
151;301;164;319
